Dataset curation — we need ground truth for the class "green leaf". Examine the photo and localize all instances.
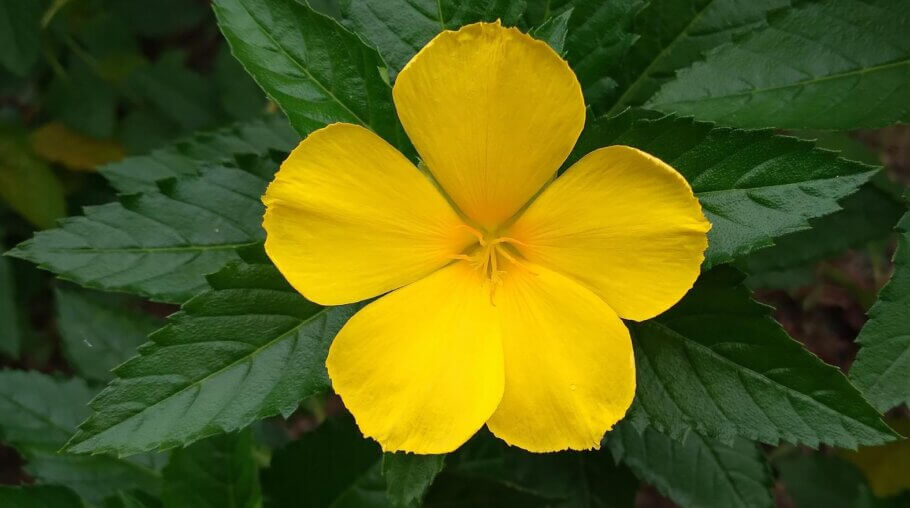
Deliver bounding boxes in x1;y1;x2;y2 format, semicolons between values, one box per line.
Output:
64;249;359;456
648;0;910;129
9;154;277;303
605;0;789;115
55;286;164;381
261;416;390;508
0;485;85;508
0;129;67;230
739;180;905;289
530;8;572;54
775;453;900;508
0;370;163;504
45;60;119;139
100;115;296;193
608;422;773;508
0;234;22;358
337;0;526;79
162;430;261;508
214;0;405;148
0;0;42;76
382;453;445;507
127;52;220;132
627;267;898;449
214;44;268;121
571;111;876;268
850;205;910;412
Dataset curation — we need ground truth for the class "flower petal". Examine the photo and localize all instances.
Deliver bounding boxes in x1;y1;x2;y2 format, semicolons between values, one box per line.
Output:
263;123;474;306
506;145;711;321
393;22;585;230
485;263;635;452
327;262;503;454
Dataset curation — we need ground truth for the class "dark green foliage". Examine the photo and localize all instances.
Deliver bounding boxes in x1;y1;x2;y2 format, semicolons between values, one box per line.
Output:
382;453;445;507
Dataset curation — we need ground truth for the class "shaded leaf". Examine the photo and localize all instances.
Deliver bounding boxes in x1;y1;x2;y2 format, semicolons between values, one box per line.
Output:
127;52;220;132
649;0;910;129
844;420;910;498
530;8;572;54
0;0;42;76
0;230;22;358
0;129;67;229
382;453;445;507
0;485;85;508
31;122;125;171
774;453;906;508
64;249;359;456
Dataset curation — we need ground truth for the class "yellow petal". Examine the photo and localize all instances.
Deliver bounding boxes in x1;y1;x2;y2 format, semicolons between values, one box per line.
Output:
485;262;635;452
327;262;503;454
263;123;474;305
393;22;585;230
507;146;711;321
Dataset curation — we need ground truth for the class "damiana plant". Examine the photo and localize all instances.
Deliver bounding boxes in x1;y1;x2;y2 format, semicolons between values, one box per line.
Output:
1;0;909;507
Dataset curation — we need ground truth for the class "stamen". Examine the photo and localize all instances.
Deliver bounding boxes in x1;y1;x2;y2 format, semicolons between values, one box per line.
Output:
455;224;486;245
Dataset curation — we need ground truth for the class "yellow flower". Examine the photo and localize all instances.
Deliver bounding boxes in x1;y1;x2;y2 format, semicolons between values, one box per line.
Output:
262;21;710;454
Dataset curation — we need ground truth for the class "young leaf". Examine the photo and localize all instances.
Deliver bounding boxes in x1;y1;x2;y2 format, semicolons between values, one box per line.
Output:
571;111;877;268
64;249;359;456
605;0;789;115
261;416;389;508
0;0;42;76
608;422;774;508
214;0;404;148
627;267;897;449
337;0;526;79
0;485;84;508
100;115;296;193
382;453;445;508
0;370;162;504
9;154;276;303
648;0;910;129
55;286;164;382
850;206;910;412
162;430;261;508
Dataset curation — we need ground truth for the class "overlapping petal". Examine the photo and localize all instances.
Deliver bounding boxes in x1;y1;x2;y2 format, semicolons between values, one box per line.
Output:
506;146;711;321
326;262;504;454
262;123;474;306
485;262;636;452
393;22;585;230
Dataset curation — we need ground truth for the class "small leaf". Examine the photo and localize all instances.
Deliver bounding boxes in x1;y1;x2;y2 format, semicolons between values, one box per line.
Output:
0;370;163;504
64;249;359;456
0;485;84;508
261;416;389;508
571;111;876;268
162;430;261;508
0;129;66;229
850;205;910;412
0;0;42;76
55;286;164;382
648;0;910;129
382;453;445;507
30;122;125;171
628;267;898;449
609;422;773;508
530;8;572;54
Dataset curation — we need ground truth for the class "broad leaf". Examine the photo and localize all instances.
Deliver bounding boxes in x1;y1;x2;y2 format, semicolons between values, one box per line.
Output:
9;154;277;303
55;286;164;382
648;0;910;129
609;422;773;508
100;115;296;193
0;0;42;76
627;267;897;448
0;370;162;504
382;453;445;508
0;485;84;508
571;111;876;268
261;416;390;508
338;0;525;79
162;430;261;508
214;0;406;149
850;206;910;412
604;0;788;115
65;248;358;456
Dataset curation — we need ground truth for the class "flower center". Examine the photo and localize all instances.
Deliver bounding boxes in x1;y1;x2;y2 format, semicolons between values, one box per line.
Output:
452;225;527;296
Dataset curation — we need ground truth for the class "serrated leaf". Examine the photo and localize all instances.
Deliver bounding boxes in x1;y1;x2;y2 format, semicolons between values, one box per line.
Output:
55;286;164;381
9;155;276;303
382;453;445;508
214;0;406;150
605;0;788;115
0;129;66;230
0;485;85;508
0;370;162;504
337;0;526;79
530;8;572;54
261;416;390;508
162;430;261;508
648;0;910;129
850;207;910;412
64;251;359;456
626;267;897;449
0;0;42;76
100;115;296;193
608;422;773;508
571;111;876;267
